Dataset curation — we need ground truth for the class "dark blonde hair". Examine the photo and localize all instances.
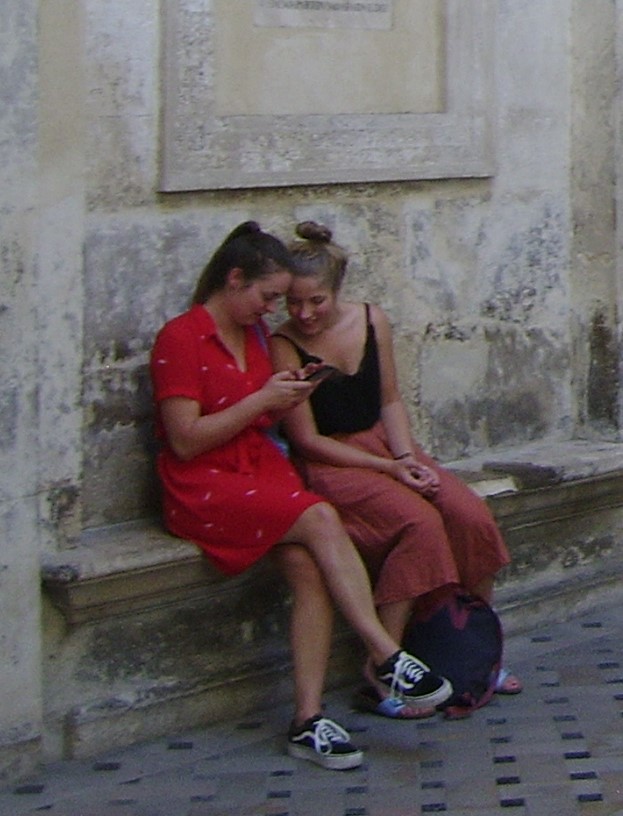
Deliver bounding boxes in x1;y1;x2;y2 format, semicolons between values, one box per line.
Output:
288;221;348;292
192;221;295;304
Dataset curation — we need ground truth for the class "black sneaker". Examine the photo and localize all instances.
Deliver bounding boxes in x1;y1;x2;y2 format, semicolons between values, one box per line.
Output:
375;650;453;708
287;715;363;770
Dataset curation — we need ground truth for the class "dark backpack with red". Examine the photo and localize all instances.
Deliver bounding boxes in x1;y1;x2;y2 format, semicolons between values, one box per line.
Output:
402;584;503;718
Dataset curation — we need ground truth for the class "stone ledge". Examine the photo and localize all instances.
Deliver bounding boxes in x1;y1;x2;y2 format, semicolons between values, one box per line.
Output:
43;484;518;627
41;438;623;626
446;437;623;487
42;521;228;625
475;442;623;633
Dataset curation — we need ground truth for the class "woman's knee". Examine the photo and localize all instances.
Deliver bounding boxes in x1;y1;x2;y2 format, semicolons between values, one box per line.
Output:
296;501;345;540
401;503;446;543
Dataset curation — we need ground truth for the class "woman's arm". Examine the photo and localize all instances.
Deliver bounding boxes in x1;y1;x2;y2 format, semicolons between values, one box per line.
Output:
160;372;314;461
279;397;399;474
372;305;439;495
271;312;438;493
270;333;409;478
371;305;416;458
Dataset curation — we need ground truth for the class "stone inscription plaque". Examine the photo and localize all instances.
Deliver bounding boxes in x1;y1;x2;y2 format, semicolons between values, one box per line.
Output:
254;0;393;30
160;0;494;190
217;0;438;117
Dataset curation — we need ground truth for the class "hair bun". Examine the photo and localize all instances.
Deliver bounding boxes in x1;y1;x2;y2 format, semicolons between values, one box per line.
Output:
241;220;262;233
295;221;332;243
223;221;262;245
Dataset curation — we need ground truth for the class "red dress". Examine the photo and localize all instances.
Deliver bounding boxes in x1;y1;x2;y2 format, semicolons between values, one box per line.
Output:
150;305;323;575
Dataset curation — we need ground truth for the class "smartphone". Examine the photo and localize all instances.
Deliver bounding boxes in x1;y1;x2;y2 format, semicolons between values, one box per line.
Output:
304;365;339;383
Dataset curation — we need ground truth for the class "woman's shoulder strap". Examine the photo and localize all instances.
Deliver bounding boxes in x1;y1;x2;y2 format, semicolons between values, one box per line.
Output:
272;332;322;364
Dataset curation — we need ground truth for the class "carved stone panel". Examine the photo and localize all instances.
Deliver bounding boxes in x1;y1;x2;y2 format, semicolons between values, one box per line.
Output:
161;0;494;190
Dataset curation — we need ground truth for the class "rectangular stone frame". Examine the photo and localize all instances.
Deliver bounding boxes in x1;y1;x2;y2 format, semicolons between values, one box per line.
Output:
160;0;495;191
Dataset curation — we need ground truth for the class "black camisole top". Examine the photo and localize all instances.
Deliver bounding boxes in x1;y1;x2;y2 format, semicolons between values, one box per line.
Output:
274;304;382;436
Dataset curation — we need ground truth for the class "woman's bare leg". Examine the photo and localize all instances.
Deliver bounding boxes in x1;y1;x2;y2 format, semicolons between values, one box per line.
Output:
471;575;494;603
469;575;522;691
376;598;415;645
363;598;425;705
274;543;334;726
279;502;399;666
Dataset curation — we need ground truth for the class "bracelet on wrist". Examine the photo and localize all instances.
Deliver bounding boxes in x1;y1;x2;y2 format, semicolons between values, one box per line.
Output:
393;452;412;461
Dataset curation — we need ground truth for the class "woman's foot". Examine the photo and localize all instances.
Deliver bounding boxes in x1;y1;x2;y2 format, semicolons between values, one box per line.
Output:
495;668;523;695
287;714;363;770
352;685;436;720
374;650;453;708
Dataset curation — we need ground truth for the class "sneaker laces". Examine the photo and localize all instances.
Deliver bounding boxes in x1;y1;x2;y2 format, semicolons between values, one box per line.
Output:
311;718;351;753
390;651;430;697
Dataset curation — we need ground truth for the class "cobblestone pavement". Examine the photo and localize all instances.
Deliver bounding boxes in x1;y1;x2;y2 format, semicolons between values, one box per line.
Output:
2;603;623;815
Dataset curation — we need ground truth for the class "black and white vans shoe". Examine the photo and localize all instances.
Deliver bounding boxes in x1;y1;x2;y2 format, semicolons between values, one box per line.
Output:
287;715;363;771
375;650;453;708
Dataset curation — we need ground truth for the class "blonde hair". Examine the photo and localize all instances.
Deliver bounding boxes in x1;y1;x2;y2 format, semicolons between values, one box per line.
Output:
288;221;348;292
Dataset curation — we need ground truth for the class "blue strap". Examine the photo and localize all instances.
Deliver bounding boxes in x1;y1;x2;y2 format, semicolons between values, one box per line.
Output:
253;324;290;458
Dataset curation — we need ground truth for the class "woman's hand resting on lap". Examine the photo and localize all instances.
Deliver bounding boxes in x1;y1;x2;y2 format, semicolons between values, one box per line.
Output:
389;456;440;498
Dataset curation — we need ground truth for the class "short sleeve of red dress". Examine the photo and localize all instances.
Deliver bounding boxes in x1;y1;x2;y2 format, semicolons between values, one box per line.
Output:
151;315;202;404
150;306;323;575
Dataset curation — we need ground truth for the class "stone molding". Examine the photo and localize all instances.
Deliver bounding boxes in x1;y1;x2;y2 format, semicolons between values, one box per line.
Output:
160;0;495;190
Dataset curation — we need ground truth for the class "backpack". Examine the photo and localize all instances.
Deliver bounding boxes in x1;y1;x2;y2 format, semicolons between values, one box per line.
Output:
402;584;503;719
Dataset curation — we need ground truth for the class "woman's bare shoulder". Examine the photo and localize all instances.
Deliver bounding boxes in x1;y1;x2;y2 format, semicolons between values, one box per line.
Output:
367;302;391;327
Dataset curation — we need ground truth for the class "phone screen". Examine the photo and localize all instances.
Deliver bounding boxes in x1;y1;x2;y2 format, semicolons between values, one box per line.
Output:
304;365;338;383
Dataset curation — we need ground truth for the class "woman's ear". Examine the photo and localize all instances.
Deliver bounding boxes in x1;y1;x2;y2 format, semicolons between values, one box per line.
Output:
226;267;245;290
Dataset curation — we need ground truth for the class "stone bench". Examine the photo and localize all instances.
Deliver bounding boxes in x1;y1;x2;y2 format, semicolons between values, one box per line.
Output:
448;438;623;628
42;522;219;626
41;438;623;760
41;522;361;761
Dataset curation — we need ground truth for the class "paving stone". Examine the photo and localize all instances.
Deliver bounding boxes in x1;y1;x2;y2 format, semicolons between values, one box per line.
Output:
2;604;623;815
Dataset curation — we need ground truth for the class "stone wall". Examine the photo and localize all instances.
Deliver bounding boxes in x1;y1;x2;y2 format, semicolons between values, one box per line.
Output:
1;0;622;778
0;0;43;781
79;0;611;532
569;0;620;433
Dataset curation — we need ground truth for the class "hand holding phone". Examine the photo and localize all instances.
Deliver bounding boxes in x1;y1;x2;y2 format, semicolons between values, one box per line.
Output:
303;364;339;383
